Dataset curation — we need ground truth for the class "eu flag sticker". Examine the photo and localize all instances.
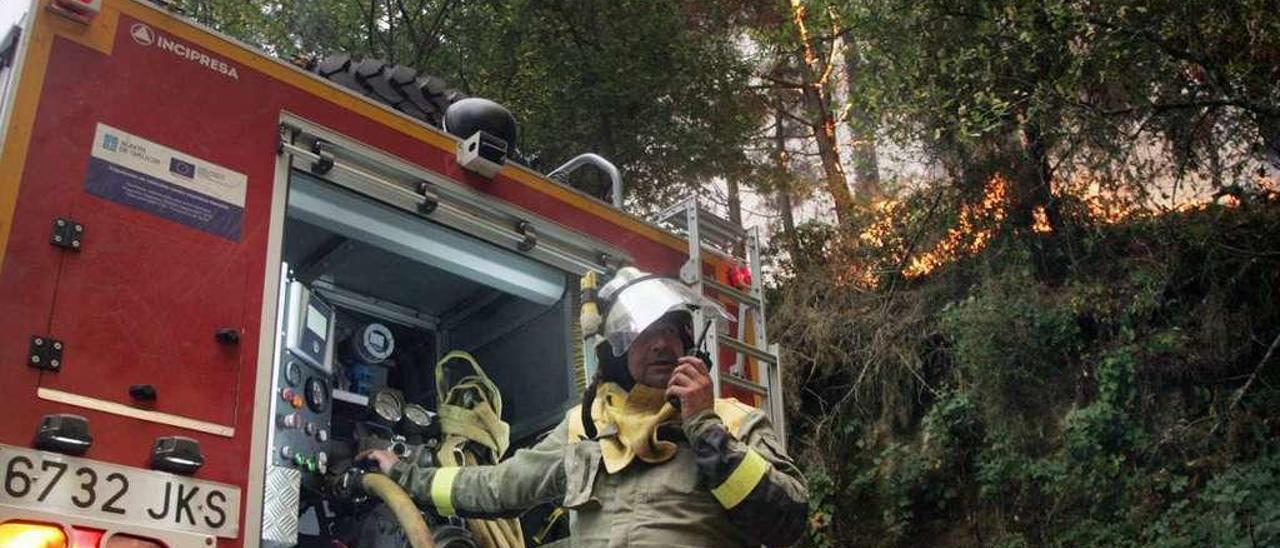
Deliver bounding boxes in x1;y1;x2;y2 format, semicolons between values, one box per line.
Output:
169;157;196;178
86;123;247;241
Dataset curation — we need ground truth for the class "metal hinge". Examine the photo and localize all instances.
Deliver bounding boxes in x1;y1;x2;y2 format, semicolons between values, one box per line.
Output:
49;218;84;251
416;181;439;215
515;220;537;252
277;123;297;155
311;140;335;175
28;336;64;371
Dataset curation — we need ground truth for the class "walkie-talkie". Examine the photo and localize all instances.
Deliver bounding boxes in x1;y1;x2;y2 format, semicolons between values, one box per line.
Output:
670;318;714;411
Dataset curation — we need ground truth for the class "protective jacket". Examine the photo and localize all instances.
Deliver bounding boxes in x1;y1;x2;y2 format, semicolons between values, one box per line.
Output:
389;394;808;547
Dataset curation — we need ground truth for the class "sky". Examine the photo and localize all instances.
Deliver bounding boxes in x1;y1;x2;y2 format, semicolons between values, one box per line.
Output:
1;1;28;32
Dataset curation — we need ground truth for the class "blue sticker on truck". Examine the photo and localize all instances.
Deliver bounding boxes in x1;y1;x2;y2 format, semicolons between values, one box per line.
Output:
83;124;247;241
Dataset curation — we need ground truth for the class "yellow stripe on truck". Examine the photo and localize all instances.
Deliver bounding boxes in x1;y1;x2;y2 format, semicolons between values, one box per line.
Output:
710;448;770;510
431;467;462;517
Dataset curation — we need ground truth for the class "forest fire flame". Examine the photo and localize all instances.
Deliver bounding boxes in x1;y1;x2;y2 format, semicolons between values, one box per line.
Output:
838;172;1277;289
838;176;1010;288
1031;206;1053;233
903;175;1009;279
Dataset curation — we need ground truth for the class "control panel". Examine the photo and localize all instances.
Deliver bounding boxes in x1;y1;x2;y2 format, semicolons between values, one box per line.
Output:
272;280;335;476
286;280;335;373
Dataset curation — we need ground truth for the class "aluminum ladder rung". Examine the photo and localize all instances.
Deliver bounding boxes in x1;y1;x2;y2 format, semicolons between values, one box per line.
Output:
654;199;693;225
655;203;746;249
701;277;761;309
718;335;777;364
720;373;769;396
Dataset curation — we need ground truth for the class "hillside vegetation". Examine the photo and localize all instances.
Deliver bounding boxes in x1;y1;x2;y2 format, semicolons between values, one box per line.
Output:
771;189;1280;547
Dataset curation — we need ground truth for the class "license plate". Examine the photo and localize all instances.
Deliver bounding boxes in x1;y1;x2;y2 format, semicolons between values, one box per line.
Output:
0;443;240;538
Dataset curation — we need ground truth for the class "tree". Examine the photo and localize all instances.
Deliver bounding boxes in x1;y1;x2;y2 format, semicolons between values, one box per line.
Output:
833;0;1279;278
785;0;856;225
844;44;881;195
181;0;766;210
771;97;807;270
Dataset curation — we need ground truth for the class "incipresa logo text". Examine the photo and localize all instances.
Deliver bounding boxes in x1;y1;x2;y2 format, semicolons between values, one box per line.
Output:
128;23;239;81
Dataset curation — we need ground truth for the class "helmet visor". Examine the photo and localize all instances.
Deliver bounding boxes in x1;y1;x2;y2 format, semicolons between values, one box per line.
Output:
603;277;729;357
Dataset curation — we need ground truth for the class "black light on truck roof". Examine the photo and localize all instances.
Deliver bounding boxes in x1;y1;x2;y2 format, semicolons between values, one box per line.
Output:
445;98;517;179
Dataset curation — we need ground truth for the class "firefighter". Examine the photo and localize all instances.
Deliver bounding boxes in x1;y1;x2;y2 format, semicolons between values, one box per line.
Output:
360;269;808;547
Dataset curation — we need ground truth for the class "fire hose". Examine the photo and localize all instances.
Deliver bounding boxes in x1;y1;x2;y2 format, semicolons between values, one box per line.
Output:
361;473;436;548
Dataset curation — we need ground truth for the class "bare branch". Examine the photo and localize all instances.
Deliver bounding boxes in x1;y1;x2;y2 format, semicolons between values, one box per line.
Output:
775;105;818;128
393;0;424;63
1228;330;1280;413
758;74;806;89
818;6;842;87
1082;98;1280;119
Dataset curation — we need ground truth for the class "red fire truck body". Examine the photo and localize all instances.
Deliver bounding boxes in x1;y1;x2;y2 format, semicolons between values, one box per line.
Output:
0;1;772;546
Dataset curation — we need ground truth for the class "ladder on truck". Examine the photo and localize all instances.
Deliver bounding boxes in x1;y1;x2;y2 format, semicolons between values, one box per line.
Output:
654;199;787;448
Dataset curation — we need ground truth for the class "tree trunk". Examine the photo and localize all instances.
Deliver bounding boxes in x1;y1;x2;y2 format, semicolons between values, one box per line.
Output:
805;90;854;224
1010;123;1060;232
1012;122;1065;282
790;0;853;225
844;47;881;198
775;107;804;269
1258;113;1280;170
725;177;745;257
778;188;802;270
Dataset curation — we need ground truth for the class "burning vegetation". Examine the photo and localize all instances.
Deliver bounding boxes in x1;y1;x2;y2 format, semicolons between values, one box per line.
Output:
831;170;1280;289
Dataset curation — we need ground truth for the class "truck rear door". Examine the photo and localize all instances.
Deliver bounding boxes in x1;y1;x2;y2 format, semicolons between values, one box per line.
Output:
36;121;249;429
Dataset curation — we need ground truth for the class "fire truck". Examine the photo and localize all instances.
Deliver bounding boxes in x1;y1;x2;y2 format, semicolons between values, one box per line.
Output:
0;1;785;546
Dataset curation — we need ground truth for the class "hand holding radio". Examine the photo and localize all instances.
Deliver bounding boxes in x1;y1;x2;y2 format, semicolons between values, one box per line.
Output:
666;355;714;419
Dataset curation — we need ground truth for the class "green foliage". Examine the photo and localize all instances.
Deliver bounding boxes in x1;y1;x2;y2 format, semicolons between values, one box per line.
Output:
1146;452;1280;547
940;272;1082;430
757;2;1280;547
804;468;838;548
775;200;1280;546
1064;348;1141;462
922;391;983;468
874;443;933;541
839;0;1280;198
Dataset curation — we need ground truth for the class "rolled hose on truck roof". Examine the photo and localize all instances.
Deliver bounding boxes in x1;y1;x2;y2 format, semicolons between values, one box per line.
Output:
309;54;533;166
306;53;623;204
309;54;465;128
308;53;515;158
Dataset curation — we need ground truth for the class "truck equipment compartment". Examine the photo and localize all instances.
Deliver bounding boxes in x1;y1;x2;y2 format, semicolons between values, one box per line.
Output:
261;168;581;546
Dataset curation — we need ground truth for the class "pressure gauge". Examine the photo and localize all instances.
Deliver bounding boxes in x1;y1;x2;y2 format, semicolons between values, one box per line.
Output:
284;360;302;387
370;390;403;424
400;404;433;436
350;323;395;364
305;376;330;413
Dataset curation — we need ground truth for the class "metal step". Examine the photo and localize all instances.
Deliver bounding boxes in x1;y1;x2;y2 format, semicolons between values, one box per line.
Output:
654;199;745;252
702;277;761;309
720;373;769;396
718;335;777;364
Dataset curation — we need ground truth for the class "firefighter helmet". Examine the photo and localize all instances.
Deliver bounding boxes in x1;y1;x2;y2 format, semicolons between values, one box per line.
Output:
598;267;729;357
